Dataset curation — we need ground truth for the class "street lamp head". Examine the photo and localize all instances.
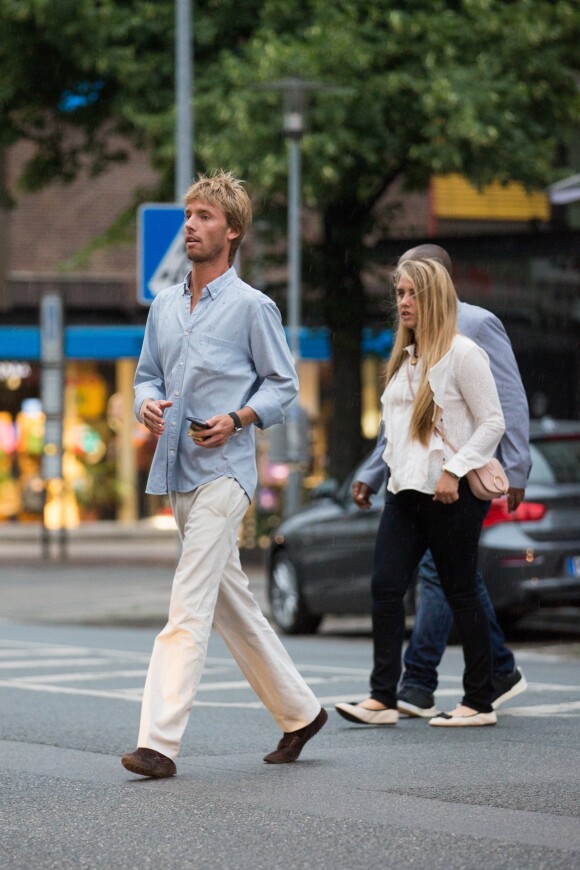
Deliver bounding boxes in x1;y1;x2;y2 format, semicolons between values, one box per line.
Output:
278;78;307;138
283;110;304;139
254;76;332;140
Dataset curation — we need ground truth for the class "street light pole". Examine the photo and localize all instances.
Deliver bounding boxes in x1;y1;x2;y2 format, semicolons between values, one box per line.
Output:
254;77;336;516
175;0;194;200
256;77;320;364
279;82;310;516
285;118;303;363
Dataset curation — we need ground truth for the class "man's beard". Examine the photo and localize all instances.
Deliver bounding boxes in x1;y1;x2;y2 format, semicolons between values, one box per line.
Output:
187;240;226;264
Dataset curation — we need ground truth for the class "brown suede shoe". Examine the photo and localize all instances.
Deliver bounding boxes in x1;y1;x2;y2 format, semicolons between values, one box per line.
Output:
263;707;328;764
121;747;176;778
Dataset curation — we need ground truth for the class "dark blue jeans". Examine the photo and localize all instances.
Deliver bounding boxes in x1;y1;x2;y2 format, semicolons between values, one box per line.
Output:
370;481;494;712
400;551;516;696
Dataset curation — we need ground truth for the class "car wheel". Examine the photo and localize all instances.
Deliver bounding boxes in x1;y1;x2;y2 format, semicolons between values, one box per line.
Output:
268;550;322;635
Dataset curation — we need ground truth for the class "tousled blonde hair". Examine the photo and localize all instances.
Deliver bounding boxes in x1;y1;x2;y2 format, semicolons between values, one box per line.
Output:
184;170;252;265
385;259;458;445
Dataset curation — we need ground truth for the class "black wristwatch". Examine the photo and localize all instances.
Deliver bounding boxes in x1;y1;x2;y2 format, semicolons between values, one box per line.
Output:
228;411;243;435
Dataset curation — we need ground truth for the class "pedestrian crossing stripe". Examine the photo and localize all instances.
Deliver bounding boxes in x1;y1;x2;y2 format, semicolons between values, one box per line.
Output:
0;639;579;715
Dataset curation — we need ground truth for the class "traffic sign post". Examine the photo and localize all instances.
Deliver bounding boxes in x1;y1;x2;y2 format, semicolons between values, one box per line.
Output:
40;294;64;482
137;204;189;305
40;293;66;560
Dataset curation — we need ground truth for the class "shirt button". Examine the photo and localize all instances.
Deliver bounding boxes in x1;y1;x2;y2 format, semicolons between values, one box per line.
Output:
171;422;176;426
184;331;188;335
174;391;180;397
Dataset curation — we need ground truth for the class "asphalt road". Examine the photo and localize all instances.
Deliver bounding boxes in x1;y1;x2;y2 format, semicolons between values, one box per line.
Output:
2;622;580;870
1;532;580;869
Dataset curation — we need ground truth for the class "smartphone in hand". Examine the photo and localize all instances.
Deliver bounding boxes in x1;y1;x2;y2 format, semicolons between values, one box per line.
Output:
186;416;210;441
187;416;209;431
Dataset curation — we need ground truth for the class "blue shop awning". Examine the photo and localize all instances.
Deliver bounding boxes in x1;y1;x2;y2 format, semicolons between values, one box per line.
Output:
0;325;393;362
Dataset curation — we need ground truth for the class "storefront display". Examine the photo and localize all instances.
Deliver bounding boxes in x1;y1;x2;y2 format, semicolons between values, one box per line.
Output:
0;361;120;524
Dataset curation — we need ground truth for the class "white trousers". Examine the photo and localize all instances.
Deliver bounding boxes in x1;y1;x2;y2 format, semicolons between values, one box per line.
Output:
138;476;321;758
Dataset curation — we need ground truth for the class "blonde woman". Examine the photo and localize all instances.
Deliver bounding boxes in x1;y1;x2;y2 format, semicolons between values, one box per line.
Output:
336;259;505;727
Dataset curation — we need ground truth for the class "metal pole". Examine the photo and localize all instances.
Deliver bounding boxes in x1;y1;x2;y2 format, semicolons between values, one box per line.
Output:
175;0;194;201
40;293;65;560
284;135;304;517
287;136;302;362
0;153;8;312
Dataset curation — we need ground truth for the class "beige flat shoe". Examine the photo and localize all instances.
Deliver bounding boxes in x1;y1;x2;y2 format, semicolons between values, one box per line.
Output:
335;702;399;725
429;710;497;727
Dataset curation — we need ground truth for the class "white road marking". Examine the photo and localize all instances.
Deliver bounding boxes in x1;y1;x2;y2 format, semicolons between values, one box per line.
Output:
0;658;113;670
183;676;334;692
436;673;580;692
0;638;149;660
204;657;371;676
16;669;148;684
0;639;578;716
0;679;141;701
0;679;263;706
502;700;580;716
506;680;580;692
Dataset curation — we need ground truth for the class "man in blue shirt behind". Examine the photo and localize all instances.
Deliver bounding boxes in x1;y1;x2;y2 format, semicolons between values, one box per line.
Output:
122;172;326;778
347;244;530;722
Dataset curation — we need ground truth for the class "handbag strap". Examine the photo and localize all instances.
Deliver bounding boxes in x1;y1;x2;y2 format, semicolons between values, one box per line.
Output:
405;360;504;483
405;359;458;454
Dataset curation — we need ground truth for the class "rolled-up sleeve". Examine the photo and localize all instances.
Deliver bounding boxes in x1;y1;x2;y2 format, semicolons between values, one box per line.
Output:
134;303;166;420
245;300;298;429
357;422;388;492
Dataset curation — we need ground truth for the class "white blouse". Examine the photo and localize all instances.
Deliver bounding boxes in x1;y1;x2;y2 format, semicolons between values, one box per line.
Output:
381;334;505;495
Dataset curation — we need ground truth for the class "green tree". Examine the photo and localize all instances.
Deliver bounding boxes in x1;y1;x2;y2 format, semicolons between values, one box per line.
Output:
0;0;261;195
196;0;580;478
2;0;580;479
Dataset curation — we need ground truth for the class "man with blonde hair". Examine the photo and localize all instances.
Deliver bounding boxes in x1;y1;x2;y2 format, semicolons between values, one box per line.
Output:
122;172;326;778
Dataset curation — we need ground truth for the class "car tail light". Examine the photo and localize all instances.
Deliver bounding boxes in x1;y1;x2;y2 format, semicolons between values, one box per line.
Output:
499;552;544;567
483;499;547;528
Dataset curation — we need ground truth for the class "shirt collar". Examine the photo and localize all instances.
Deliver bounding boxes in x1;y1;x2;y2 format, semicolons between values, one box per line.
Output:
182;266;238;299
404;343;417;357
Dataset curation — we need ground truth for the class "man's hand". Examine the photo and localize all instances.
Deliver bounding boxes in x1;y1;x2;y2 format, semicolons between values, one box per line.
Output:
433;470;460;504
507;487;525;513
352;481;374;510
190;414;237;449
140;399;173;437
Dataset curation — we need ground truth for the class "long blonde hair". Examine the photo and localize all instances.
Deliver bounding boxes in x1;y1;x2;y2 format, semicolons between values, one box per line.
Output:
385;259;458;445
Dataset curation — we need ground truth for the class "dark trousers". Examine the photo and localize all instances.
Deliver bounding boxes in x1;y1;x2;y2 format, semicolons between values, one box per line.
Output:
370;480;494;712
400;552;515;696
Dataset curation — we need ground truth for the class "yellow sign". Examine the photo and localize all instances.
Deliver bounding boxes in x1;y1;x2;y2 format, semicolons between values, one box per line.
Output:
433;174;550;221
67;371;107;419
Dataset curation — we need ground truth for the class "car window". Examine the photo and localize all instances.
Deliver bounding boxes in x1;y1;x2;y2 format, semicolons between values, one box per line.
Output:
529;437;580;485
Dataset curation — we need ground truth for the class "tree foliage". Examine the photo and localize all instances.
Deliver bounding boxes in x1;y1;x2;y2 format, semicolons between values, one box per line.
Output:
2;0;580;477
0;0;261;195
3;0;578;200
196;0;580;475
197;0;580;194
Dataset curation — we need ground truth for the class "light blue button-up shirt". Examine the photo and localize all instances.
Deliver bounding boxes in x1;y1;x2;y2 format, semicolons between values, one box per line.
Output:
134;267;298;499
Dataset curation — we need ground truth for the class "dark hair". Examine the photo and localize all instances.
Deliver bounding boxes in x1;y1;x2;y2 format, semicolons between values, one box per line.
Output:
398;244;453;276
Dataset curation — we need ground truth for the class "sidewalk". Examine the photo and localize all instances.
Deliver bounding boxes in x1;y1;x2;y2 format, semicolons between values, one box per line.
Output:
0;519;270;626
0;518;181;564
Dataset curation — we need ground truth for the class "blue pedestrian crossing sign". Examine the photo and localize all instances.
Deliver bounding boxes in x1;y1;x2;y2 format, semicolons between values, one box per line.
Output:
137;204;190;305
